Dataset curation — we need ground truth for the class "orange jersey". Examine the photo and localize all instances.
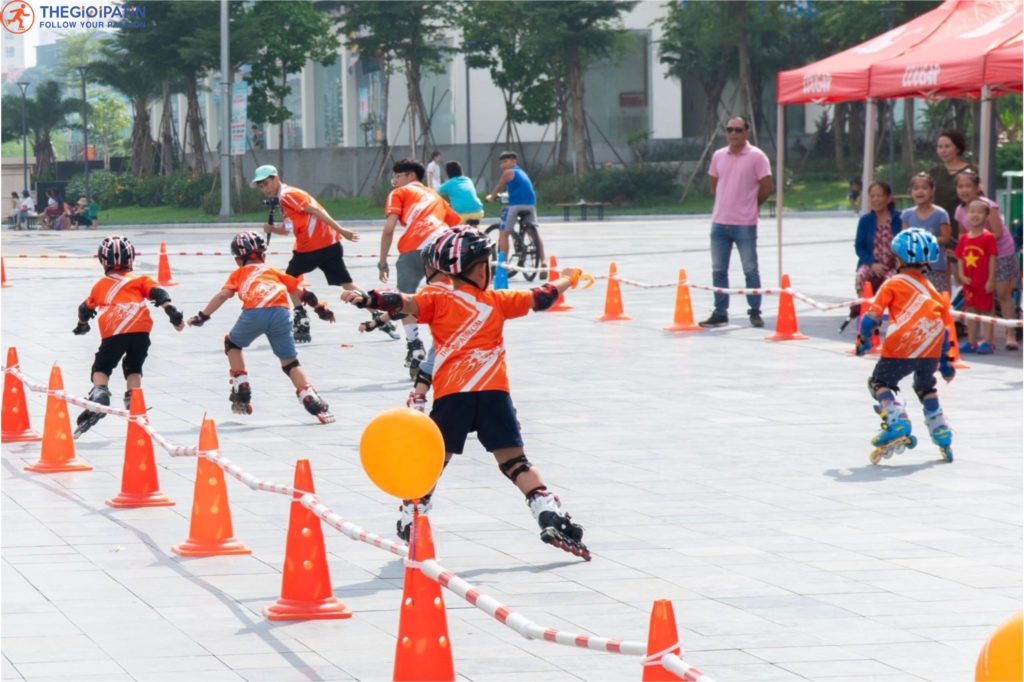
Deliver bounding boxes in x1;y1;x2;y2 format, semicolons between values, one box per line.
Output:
279;184;339;253
867;271;952;359
412;285;533;399
385;183;461;253
85;272;158;339
223;263;301;310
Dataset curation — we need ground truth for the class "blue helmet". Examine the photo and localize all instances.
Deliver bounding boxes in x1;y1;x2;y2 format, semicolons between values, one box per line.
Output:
891;228;940;265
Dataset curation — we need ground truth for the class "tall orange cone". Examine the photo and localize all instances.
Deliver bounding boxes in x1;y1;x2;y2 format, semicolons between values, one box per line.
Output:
597;262;631;321
157;241;177;286
171;418;251;556
24;365;93;473
265;459;351;620
2;257;11;287
642;599;684;681
547;256;573;312
765;274;808;341
846;281;880;356
663;268;702;332
106;388;174;508
2;347;41;442
394;514;454;681
943;292;970;370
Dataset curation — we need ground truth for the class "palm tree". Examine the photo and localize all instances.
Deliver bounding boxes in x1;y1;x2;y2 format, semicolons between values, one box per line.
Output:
89;47;162;177
19;81;81;180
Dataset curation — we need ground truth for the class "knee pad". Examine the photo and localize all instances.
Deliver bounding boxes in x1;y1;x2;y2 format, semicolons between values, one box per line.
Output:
913;384;937;401
499;454;532;483
122;362;143;379
224;335;243;355
281;359;300;377
868;375;898;396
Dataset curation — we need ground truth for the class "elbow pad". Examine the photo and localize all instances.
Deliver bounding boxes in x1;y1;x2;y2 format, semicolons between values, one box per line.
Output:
531;284;559;311
78;302;97;321
149;287;171;307
300;289;320;308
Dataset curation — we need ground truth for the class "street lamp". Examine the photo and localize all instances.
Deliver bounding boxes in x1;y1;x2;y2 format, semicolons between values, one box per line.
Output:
76;66;90;199
16;81;29;192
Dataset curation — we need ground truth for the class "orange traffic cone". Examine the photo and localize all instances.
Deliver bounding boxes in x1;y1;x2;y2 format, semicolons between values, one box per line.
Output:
24;365;93;473
943;292;970;370
265;459;351;621
106;389;174;508
642;599;684;681
2;257;11;288
846;281;880;356
663;268;702;332
394;514;454;681
171;418;250;556
547;256;573;313
2;347;41;442
157;241;177;286
765;274;808;341
597;262;631;321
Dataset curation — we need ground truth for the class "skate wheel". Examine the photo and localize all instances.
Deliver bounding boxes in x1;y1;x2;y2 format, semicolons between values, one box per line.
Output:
941;447;953;463
892;443;905;455
907;435;918;449
869;448;883;465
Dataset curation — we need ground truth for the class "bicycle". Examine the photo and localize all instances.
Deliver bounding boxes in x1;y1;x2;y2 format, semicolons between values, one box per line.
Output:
483;195;543;281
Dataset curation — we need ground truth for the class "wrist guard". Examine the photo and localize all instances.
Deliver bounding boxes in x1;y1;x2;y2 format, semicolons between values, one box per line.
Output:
300;289;320;308
164;304;183;326
189;311;211;327
149;287;172;307
531;283;559;311
357;289;404;314
313;303;335;323
78;302;97;321
72;321;91;335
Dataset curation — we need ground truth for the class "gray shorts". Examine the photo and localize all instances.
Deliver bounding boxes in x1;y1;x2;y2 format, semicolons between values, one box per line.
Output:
500;205;536;231
228;307;296;360
396;250;424;294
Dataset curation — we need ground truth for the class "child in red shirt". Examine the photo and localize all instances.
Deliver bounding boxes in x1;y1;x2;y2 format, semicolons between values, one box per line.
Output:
72;236;184;438
187;231;337;423
954;199;998;354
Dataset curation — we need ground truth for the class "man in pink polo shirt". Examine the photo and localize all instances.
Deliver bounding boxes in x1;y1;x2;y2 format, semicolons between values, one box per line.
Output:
699;116;773;329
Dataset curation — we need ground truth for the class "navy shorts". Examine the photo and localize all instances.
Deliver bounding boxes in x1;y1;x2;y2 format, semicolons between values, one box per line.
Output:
286;242;352;286
430;390;524;454
92;332;151;379
228;307;296;360
870;357;939;396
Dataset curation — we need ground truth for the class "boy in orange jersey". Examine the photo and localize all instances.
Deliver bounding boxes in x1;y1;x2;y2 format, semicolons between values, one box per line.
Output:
72;236;185;438
187;231;336;424
251;165;394;344
376;158;461;379
342;227;591;560
857;228;956;464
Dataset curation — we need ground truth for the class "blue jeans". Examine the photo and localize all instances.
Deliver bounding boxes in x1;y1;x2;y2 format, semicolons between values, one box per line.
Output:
710;223;761;315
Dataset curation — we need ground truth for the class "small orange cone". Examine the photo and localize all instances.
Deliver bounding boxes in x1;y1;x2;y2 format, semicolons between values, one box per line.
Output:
663;268;702;332
24;365;92;473
943;292;970;370
547;256;573;312
106;388;174;508
846;281;880;356
642;599;684;681
2;347;41;442
2;257;11;288
265;459;351;621
765;274;808;341
157;241;177;286
597;262;631;321
171;418;251;557
394;514;454;681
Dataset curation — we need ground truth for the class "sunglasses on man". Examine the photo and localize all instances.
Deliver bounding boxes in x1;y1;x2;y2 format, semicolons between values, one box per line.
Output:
725;126;747;134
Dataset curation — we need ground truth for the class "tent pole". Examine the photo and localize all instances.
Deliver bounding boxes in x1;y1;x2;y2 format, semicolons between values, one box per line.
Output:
861;99;877;213
776;102;784;284
979;86;993;197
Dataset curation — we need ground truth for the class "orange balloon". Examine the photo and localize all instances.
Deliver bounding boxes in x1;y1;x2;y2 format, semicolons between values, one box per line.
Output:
359;408;444;500
976;611;1023;682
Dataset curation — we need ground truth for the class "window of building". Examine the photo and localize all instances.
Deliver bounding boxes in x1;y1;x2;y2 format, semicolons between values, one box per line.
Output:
356;56;387;147
313;58;343;147
582;30;650;143
421;65;453;146
283;74;303;149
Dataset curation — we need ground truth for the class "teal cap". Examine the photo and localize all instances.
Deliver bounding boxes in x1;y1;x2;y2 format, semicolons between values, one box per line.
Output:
251;165;278;185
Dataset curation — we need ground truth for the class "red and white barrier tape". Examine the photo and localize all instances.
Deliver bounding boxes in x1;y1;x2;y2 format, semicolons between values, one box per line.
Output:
5;251;395;259
4;362;712;680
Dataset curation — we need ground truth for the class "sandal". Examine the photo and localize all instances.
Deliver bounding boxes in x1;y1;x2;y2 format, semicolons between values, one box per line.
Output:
1006;341;1020;351
976;341;994;355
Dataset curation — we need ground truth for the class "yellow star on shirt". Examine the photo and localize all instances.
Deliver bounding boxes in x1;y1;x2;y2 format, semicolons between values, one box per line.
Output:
963;251;980;268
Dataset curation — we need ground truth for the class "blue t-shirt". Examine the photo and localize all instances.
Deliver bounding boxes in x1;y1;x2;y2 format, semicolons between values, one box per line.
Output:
900;206;950;272
437;176;483;215
507;166;536;206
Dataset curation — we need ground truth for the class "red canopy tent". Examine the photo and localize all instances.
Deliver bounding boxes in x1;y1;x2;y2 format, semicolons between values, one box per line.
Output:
770;0;1021;279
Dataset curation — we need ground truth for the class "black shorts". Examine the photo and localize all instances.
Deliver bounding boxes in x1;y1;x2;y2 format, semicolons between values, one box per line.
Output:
286;241;352;286
870;357;939;396
430;390;524;454
92;332;151;379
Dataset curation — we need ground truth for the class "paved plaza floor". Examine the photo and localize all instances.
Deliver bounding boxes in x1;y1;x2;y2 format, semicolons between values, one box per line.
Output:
2;214;1021;681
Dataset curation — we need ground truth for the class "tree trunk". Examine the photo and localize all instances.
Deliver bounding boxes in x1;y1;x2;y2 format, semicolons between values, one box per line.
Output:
130;95;154;177
278;68;286;175
735;3;757;144
159;81;175;176
901;98;914;176
566;47;590;176
406;61;420;156
833;103;848;178
33;136;55;180
184;75;206;174
849;102;864;163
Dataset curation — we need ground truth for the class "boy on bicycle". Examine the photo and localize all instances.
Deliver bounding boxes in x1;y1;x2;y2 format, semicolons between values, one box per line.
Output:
486;150;545;277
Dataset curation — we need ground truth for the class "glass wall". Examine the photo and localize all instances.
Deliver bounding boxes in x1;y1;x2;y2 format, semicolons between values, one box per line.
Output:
582;31;651;143
356;56;387;147
421;65;453;146
283;74;303;149
313;58;343;147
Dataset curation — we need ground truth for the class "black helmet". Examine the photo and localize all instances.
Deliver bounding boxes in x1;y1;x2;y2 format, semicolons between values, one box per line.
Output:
97;235;135;271
230;231;267;261
437;227;491;277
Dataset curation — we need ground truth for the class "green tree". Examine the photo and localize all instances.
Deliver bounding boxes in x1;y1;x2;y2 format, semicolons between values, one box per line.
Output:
1;81;81;180
90;42;162;176
335;1;454;157
244;1;338;173
88;94;131;167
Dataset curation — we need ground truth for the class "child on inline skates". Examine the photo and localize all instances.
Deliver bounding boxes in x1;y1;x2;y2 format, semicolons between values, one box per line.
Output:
340;227;592;559
954;196;1000;354
857;228;956;463
187;231;336;423
72;236;185;438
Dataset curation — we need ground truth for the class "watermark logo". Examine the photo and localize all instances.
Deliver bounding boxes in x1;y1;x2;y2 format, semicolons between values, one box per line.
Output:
36;2;146;29
802;72;832;95
2;0;35;34
902;64;941;89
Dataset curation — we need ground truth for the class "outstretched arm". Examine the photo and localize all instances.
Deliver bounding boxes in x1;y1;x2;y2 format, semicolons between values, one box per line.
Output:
530;268;581;311
340;289;420;317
